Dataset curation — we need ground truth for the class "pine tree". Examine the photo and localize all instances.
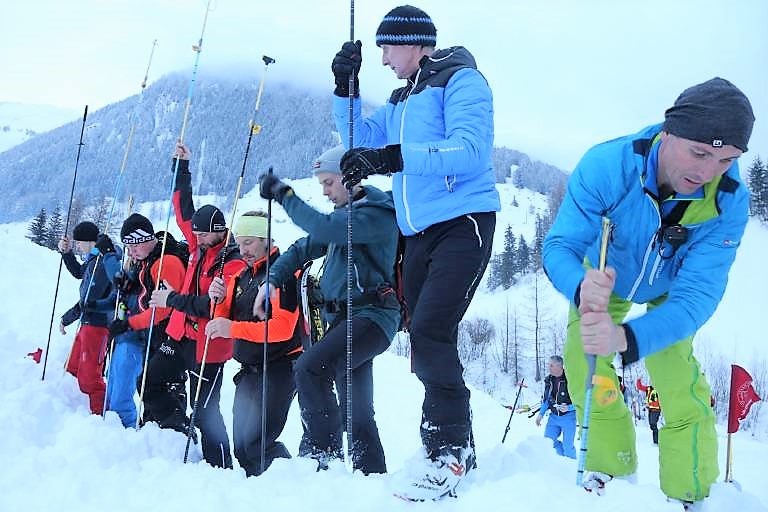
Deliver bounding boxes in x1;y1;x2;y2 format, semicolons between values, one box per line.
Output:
747;156;767;221
517;235;530;276
45;205;64;250
486;254;503;291
27;208;48;246
501;225;516;288
532;214;546;271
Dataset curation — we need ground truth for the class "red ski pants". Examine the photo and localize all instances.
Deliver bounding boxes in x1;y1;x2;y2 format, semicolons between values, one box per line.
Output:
66;325;108;415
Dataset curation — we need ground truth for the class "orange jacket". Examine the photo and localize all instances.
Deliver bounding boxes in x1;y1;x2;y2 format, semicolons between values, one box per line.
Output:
213;250;302;365
128;253;186;331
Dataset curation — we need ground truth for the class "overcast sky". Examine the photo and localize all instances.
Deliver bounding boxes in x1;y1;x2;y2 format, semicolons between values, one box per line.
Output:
2;0;766;170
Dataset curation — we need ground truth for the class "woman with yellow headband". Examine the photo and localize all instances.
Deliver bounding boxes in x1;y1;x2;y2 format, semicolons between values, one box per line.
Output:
205;210;304;477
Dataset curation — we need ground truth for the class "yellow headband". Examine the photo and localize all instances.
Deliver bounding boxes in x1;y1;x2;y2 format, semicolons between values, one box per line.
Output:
234;215;268;238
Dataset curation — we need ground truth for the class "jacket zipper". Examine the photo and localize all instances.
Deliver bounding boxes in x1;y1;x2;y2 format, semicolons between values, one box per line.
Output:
400;67;422;234
627;196;662;301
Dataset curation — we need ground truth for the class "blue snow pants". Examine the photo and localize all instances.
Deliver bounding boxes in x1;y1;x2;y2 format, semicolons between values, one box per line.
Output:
106;338;144;428
544;410;576;459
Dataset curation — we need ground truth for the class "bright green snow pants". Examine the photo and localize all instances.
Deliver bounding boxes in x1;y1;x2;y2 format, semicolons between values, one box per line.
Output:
564;296;718;502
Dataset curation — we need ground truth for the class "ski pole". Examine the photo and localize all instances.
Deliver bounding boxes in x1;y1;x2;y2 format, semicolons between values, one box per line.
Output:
260;166;275;475
183;55;274;463
42;105;89;380
342;0;356;475
137;0;214;429
502;378;526;443
576;216;612;486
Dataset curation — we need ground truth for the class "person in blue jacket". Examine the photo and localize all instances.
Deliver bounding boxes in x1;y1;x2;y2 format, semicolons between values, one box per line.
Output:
58;221;120;415
257;145;400;475
535;356;576;459
330;5;500;499
543;78;755;506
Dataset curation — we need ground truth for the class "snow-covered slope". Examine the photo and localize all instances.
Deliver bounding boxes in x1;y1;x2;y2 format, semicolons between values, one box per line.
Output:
2;176;767;511
0;102;78;153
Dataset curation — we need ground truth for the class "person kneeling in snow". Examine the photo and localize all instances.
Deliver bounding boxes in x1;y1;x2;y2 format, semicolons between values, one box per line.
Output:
206;211;304;477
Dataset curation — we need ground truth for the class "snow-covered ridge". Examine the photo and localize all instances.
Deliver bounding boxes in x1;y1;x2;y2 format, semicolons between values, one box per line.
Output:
0;102;79;153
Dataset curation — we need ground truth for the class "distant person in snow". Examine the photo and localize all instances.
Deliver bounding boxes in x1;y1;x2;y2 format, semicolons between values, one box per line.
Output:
147;142;246;469
58;221;120;415
636;378;661;445
543;77;755;506
256;144;400;476
205;210;303;477
330;5;501;500
535;356;576;459
108;214;187;433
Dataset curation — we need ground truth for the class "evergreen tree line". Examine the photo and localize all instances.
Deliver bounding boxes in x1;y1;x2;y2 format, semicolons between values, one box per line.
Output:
26;196;115;250
747;155;768;222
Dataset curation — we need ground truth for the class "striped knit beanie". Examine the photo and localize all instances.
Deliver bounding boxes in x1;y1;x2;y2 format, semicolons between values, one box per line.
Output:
376;5;437;47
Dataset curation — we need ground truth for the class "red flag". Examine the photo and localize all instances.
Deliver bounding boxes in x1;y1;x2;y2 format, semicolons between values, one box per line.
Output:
26;348;43;364
727;364;761;434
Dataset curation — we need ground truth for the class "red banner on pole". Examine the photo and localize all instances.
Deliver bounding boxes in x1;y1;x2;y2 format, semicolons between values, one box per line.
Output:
727;364;761;434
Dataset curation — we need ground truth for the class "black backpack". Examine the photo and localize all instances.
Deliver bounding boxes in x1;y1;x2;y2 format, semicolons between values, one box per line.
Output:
155;231;190;268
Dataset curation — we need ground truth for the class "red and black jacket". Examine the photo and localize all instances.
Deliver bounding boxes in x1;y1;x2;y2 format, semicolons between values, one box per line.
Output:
128;242;186;341
165;158;247;364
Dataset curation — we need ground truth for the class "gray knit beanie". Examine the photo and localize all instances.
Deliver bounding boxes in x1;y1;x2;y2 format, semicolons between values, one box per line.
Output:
312;145;346;175
663;77;755;152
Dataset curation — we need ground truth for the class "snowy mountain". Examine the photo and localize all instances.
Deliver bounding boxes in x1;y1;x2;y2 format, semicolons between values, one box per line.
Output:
0;73;566;224
1;175;767;511
0;102;79;153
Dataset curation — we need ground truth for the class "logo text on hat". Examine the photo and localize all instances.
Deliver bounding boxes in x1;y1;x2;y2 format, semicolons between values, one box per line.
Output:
712;138;723;148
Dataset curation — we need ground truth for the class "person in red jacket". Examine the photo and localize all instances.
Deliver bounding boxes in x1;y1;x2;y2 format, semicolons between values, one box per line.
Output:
636;378;661;444
206;210;304;477
108;214;187;430
147;142;247;469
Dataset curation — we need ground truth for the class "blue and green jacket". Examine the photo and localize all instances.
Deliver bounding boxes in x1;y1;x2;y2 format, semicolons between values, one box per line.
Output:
543;123;748;362
333;46;500;236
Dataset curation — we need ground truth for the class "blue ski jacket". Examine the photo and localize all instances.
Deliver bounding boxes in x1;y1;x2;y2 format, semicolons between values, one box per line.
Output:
543;123;748;362
61;247;122;327
333;46;500;236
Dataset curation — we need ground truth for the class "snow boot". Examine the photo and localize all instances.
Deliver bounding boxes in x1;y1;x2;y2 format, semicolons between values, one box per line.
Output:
394;447;472;502
582;471;613;496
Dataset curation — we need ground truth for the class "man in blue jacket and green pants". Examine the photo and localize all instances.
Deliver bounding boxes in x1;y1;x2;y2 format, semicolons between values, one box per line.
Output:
543;77;755;509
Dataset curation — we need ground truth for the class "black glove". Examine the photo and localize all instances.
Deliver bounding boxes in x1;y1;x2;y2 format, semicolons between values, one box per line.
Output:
108;319;130;338
95;234;115;255
340;145;403;188
332;40;362;97
259;173;292;203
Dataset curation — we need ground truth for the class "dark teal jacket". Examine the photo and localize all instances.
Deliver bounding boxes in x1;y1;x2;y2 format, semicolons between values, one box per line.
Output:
269;185;400;340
